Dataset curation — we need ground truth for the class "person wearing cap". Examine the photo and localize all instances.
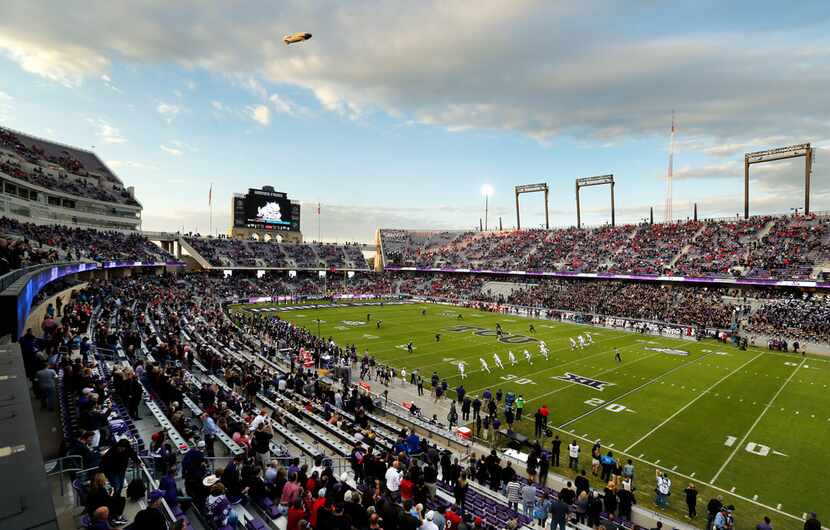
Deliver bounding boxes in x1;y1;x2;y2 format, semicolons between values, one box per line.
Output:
713;505;731;530
422;510;440;530
131;490;169;530
310;487;327;528
805;512;821;530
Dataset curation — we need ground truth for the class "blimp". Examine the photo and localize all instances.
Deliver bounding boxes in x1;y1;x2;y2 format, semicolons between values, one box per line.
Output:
283;32;312;45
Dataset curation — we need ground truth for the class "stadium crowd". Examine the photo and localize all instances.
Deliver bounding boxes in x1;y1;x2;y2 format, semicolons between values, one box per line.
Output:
185;237;369;270
746;294;830;344
0;217;173;264
380;214;830;280
1;127;138;205
27;273;786;530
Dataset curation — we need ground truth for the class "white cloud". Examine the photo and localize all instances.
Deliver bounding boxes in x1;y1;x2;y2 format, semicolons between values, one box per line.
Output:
246;104;270;126
87;118;126;144
156;102;181;123
107;159;157;170
0;33;108;87
100;74;111;83
160;144;182;156
186;80;197;91
173;89;183;98
0;2;828;152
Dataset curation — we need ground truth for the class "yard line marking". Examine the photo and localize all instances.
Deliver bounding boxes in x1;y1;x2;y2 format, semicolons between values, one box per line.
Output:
710;358;805;484
753;495;758;501
638;454;644;458
654;459;661;464
558;351;717;428
730;486;736;493
690;472;695;478
777;504;781;510
671;465;677;471
624;351;765;452
608;443;614;448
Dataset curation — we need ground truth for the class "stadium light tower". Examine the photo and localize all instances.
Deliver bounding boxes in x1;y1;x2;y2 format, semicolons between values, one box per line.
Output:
481;184;494;230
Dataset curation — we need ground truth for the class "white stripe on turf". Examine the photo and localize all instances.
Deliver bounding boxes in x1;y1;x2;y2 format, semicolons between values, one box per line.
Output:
709;357;804;484
623;351;765;453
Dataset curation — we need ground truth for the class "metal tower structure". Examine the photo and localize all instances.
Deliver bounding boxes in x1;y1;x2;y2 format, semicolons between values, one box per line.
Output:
664;110;675;223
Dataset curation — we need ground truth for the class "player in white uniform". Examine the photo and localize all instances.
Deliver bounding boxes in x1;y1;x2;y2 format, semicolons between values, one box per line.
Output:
569;337;577;351
539;342;549;361
578;335;586;349
493;352;505;370
508;350;518;366
479;357;490;373
586;332;594;344
523;349;533;365
458;361;466;379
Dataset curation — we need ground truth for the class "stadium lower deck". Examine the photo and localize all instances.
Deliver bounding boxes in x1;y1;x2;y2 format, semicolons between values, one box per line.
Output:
245;300;830;528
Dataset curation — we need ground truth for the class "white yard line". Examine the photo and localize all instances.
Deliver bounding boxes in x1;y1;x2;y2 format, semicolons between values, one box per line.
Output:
624;351;765;452
557;350;716;428
710;358;805;484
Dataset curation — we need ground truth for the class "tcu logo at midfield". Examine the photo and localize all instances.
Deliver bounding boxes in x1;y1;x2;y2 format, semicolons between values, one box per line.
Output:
445;325;537;344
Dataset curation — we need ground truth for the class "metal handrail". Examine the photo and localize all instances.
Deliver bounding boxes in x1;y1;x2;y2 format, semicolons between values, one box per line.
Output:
44;455;85;496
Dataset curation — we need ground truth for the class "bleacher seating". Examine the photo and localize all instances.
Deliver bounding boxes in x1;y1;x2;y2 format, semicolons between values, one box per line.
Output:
379;214;830;280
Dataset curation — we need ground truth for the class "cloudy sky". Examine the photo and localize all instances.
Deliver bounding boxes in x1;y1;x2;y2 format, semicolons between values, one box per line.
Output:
1;1;829;241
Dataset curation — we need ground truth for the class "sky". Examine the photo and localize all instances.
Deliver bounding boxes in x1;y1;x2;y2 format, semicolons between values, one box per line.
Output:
1;1;829;242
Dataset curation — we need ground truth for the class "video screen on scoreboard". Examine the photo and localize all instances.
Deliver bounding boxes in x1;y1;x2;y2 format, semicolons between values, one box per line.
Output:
234;188;301;231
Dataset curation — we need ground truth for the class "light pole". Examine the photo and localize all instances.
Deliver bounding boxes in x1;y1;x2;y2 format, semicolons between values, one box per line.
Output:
481;184;494;230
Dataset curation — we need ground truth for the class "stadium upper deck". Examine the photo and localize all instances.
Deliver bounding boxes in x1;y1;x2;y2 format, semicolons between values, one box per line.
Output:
378;214;830;281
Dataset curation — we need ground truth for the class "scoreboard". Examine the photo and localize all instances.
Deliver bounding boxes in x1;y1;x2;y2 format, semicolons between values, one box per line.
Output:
233;187;301;232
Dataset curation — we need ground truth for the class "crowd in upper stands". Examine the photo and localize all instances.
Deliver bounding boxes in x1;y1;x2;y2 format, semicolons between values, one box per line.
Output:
380;214;830;280
0;217;173;266
185;237;370;270
1;127;138;205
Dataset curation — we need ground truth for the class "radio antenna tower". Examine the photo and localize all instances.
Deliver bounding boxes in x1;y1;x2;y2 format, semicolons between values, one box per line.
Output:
664;110;675;223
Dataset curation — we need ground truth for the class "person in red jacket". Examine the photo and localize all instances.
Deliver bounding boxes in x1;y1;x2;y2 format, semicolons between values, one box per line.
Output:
287;499;307;530
539;404;550;428
400;473;414;502
310;489;327;528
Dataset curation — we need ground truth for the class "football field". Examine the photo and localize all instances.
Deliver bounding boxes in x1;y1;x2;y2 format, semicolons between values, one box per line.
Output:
234;300;827;530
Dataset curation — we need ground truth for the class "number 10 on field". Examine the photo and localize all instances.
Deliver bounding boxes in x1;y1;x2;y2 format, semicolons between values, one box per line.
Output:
724;436;787;457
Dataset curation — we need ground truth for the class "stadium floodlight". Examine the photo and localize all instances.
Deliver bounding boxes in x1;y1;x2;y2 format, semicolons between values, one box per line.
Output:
744;143;813;218
481;184;494;230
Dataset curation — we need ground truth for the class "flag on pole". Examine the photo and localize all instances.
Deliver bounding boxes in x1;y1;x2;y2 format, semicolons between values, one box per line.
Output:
208;183;213;206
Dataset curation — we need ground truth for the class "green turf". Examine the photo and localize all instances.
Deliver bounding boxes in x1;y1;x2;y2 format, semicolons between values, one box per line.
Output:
231;301;827;530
